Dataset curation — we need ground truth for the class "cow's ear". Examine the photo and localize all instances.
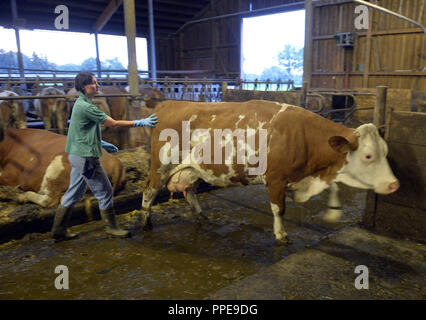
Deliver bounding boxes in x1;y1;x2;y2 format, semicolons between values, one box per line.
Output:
329;134;359;153
329;136;351;153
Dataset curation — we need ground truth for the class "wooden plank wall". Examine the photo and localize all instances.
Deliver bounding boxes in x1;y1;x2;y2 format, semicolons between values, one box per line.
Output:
312;0;426;90
363;111;426;242
170;0;304;78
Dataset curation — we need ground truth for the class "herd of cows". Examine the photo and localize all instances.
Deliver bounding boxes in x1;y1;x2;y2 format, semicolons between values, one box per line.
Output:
0;85;399;243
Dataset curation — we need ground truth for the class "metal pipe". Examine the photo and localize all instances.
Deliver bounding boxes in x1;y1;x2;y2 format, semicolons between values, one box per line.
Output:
94;33;101;78
175;1;306;34
353;0;426;35
148;0;157;81
10;0;24;79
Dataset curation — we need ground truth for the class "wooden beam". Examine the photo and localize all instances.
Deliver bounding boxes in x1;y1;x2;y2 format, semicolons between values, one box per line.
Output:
154;0;205;10
303;0;313;87
123;0;138;97
94;0;123;32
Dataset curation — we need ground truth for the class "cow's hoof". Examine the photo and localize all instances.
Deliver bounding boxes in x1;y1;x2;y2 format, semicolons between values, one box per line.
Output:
195;213;209;225
274;233;290;246
143;217;153;231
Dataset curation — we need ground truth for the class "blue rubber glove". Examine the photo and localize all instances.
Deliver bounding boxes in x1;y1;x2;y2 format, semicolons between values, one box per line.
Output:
101;140;118;153
134;113;159;127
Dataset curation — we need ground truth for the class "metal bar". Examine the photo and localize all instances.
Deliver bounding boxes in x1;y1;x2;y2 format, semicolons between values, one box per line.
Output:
0;93;160;100
95;33;102;78
10;0;24;79
175;1;306;34
353;0;426;35
148;0;157;81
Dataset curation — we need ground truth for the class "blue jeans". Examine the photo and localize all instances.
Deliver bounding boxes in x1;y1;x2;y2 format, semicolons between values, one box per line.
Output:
61;154;113;210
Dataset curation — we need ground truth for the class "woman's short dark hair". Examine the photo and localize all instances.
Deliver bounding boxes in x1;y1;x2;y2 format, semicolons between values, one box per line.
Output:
75;72;95;93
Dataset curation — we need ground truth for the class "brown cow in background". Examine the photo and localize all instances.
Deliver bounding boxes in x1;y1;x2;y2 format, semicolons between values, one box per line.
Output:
0;89;27;130
125;86;165;147
0;128;126;208
34;87;69;135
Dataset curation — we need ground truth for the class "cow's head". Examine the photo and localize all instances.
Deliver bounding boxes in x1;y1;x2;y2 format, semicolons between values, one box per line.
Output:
330;123;399;194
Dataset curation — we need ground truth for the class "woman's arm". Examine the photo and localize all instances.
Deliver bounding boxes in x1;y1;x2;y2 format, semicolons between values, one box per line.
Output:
103;116;135;129
103;114;158;129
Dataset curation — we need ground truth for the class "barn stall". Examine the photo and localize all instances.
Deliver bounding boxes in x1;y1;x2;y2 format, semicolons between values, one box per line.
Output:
0;0;424;300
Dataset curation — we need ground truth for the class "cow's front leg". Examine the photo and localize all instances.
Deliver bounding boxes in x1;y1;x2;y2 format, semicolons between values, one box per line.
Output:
267;181;289;244
323;182;343;223
140;187;158;230
43;115;52;131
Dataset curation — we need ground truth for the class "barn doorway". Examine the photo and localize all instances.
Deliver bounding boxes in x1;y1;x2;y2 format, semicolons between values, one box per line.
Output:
241;10;305;89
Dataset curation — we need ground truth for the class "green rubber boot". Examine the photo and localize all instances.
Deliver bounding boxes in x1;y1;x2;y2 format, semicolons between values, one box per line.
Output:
100;207;130;238
51;205;79;242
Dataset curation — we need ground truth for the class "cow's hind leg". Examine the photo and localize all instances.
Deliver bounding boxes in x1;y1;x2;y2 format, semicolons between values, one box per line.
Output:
184;189;208;224
140;187;159;230
267;181;289;244
17;191;52;207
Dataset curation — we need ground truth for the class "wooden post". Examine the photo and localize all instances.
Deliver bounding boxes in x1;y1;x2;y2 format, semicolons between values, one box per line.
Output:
123;0;139;99
374;86;388;131
95;33;102;78
303;0;313;88
299;81;308;108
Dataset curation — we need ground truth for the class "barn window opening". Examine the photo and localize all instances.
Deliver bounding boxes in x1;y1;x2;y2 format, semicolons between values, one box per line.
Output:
241;10;305;90
0;27;148;79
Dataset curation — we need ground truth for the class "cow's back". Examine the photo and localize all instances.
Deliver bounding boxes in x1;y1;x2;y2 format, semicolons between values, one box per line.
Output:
148;100;354;187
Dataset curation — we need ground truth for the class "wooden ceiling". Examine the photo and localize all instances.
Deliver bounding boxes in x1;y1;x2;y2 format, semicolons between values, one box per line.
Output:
0;0;212;38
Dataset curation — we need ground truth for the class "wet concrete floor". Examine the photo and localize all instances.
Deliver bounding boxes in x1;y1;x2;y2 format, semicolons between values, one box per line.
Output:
0;184;369;299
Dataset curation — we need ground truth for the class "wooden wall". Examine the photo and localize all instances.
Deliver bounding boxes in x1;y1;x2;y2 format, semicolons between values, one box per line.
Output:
363;110;426;242
164;0;304;78
157;0;425;91
311;0;426;90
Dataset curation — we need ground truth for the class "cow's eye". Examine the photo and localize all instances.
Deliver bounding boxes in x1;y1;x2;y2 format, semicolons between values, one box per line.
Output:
365;154;373;161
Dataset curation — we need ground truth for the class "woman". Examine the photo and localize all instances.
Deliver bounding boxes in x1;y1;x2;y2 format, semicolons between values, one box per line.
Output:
51;71;158;242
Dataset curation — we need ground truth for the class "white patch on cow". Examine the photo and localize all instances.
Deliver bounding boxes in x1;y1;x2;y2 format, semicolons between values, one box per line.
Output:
30;157;34;162
210;115;216;122
39;155;65;196
167;164;238;188
188;114;197;122
0;90;18;104
288;176;330;203
235;115;245;128
270;203;287;240
270;103;289;123
257;121;267;130
17;191;50;207
266;104;289;155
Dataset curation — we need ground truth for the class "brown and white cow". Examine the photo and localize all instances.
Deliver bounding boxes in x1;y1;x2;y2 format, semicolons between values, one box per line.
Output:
0;89;27;130
34;87;69;135
0;128;126;208
124;86;165;109
140;100;399;243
